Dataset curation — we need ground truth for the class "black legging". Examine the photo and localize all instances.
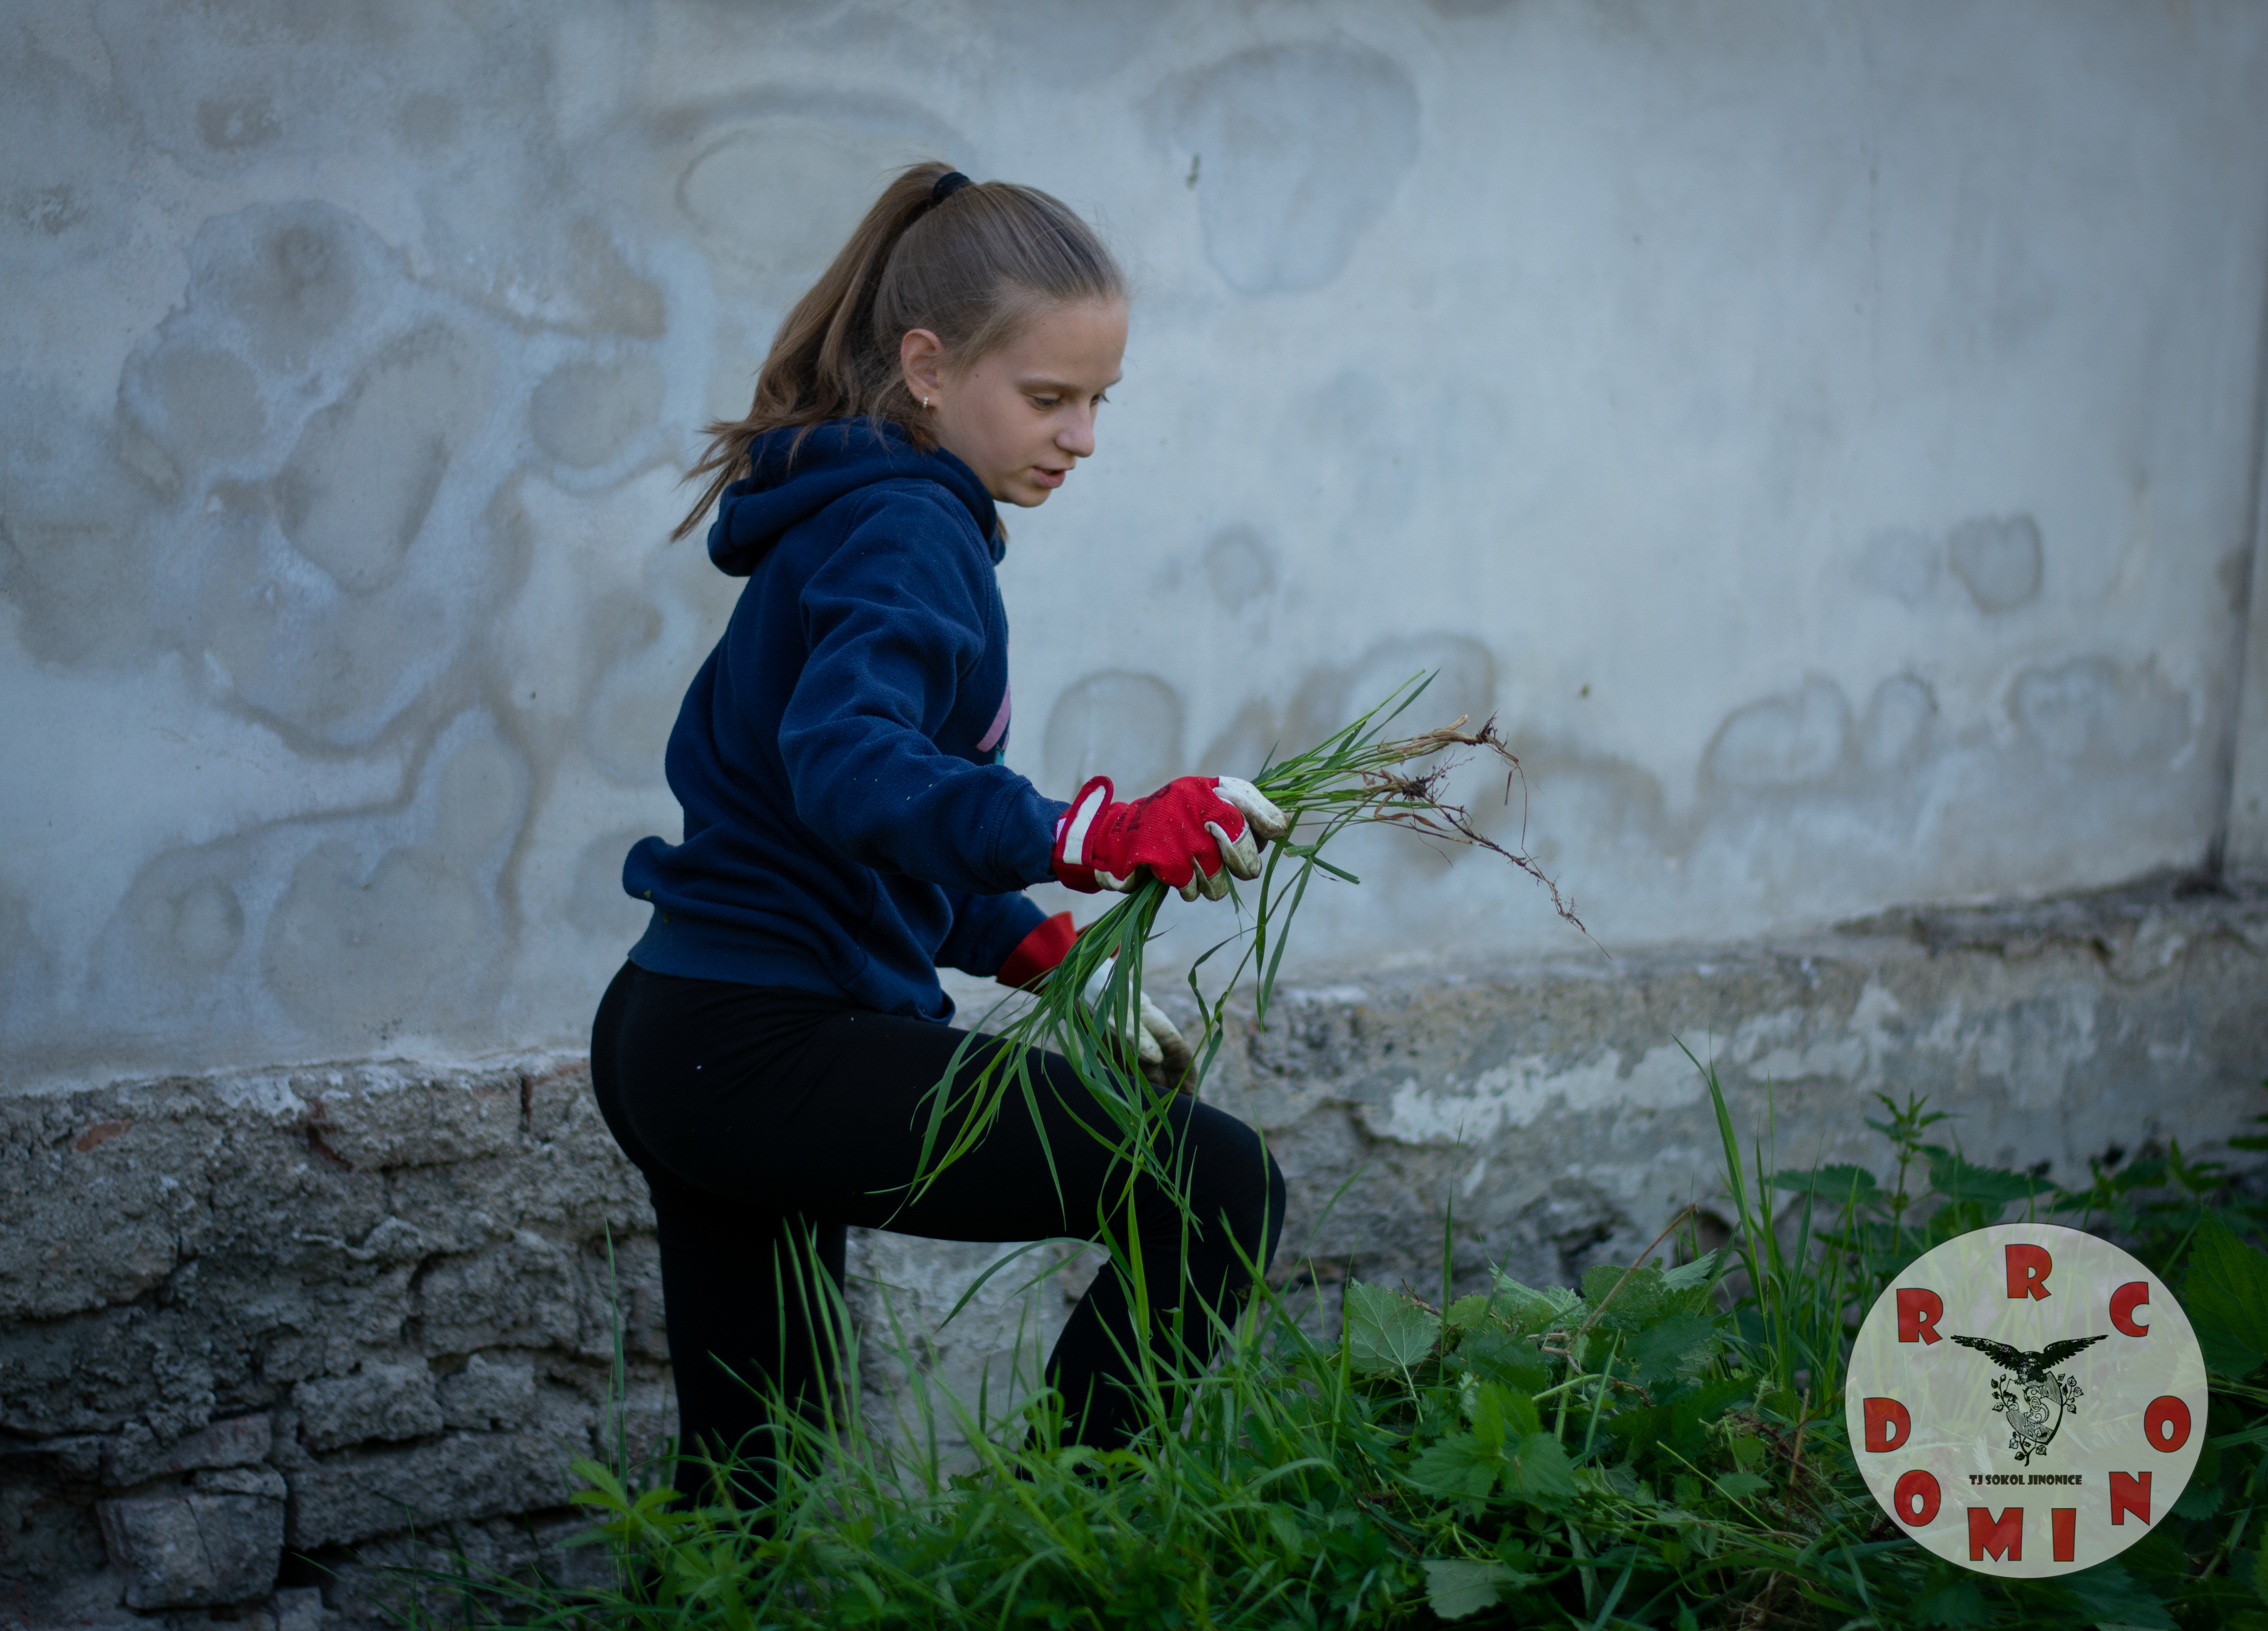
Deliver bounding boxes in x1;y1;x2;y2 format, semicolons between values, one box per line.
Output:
589;961;1286;1494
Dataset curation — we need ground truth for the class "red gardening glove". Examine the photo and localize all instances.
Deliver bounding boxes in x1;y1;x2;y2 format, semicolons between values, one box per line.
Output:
1051;775;1291;901
996;911;1077;991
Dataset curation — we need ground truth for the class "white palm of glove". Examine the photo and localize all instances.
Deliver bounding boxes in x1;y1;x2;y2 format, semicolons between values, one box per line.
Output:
1081;960;1196;1092
1188;776;1294;901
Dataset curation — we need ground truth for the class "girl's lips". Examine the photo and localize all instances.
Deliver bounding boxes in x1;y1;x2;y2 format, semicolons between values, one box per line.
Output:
1031;466;1067;490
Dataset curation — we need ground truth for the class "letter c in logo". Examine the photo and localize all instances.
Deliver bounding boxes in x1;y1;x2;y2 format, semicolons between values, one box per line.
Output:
2110;1281;2150;1338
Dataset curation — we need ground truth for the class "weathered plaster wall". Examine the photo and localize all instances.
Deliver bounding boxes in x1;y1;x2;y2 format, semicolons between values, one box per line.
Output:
5;1;2268;1080
2227;370;2268;872
4;882;2263;1626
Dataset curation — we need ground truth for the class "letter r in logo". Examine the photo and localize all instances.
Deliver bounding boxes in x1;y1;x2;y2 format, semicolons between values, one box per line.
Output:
1896;1287;1943;1344
2005;1244;2052;1300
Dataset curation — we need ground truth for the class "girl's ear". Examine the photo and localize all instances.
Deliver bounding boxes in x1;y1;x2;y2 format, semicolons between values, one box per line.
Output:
899;328;947;407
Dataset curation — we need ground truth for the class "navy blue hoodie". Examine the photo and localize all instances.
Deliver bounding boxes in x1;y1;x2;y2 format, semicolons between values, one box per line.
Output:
622;419;1065;1021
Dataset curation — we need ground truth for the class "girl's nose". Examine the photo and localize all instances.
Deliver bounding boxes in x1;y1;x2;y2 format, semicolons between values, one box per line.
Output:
1058;411;1097;459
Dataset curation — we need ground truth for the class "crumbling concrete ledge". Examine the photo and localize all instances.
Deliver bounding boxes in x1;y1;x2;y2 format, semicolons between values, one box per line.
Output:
5;875;2263;1627
1193;874;2268;1303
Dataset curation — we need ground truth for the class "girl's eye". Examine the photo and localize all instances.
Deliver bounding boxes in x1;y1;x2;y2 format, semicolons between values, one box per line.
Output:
1031;395;1060;410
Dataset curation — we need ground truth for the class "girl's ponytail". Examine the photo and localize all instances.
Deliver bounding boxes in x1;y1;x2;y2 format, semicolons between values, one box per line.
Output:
675;161;1123;539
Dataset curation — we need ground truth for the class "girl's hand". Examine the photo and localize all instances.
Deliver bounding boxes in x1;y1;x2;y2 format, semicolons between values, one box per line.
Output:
1081;960;1195;1094
994;912;1194;1092
1051;775;1291;901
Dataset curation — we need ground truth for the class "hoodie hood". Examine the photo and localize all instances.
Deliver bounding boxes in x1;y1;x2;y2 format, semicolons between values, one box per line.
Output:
705;417;1001;577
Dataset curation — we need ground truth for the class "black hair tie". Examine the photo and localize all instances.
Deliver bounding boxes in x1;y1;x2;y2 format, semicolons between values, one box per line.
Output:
930;170;972;206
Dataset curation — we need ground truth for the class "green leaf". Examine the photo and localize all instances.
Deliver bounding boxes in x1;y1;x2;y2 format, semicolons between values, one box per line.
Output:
1266;1506;1304;1555
1659;1248;1727;1297
2117;1525;2189;1581
1491;1275;1584;1334
1579;1263;1671;1329
1471;1380;1540;1445
1630;1312;1720;1386
1457;1328;1550;1393
2061;1560;2175;1629
1444;1293;1493;1331
1667;1375;1753;1453
1769;1163;1880;1199
1924;1147;2038;1207
1408;1431;1499;1499
1604;1401;1669;1467
1344;1281;1442;1376
1508;1431;1576;1505
1714;1469;1768;1501
2203;1321;2268;1385
2182;1210;2268;1378
2173;1477;2223;1522
1422;1558;1511;1621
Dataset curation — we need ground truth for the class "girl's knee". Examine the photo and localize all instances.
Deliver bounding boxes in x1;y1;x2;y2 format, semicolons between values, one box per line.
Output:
1262;1148;1288;1255
1177;1104;1285;1271
1233;1145;1286;1273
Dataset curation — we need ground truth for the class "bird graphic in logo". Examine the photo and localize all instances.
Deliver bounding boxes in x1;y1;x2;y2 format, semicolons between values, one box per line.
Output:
1948;1333;2107;1464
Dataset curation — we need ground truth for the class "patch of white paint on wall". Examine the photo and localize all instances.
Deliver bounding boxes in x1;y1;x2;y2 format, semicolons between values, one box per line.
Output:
1363;1042;1702;1146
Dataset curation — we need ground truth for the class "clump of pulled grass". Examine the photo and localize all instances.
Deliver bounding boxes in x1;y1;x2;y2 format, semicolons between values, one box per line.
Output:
903;675;1584;1224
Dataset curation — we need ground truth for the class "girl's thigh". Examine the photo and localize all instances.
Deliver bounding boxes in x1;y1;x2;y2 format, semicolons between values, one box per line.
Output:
753;1006;1178;1242
601;965;1264;1252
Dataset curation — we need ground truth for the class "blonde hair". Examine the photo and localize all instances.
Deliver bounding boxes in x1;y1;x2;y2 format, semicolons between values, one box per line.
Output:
675;162;1124;539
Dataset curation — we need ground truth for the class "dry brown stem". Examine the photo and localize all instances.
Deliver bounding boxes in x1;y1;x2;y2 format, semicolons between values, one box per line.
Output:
1356;715;1591;940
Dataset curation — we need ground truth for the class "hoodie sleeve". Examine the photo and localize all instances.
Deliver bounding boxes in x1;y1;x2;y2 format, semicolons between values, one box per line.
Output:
933;887;1048;978
778;489;1064;893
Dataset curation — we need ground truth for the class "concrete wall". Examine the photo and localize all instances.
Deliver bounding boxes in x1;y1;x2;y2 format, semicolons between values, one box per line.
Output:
2228;370;2268;870
5;0;2267;1080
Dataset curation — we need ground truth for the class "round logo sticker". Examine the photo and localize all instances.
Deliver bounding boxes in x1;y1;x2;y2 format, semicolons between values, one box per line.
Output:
1844;1222;2207;1577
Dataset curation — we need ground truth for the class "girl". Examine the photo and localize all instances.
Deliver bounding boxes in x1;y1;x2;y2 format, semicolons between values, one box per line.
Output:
589;162;1289;1497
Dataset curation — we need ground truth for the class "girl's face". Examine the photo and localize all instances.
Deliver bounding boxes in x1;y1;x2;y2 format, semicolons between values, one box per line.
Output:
900;297;1128;509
